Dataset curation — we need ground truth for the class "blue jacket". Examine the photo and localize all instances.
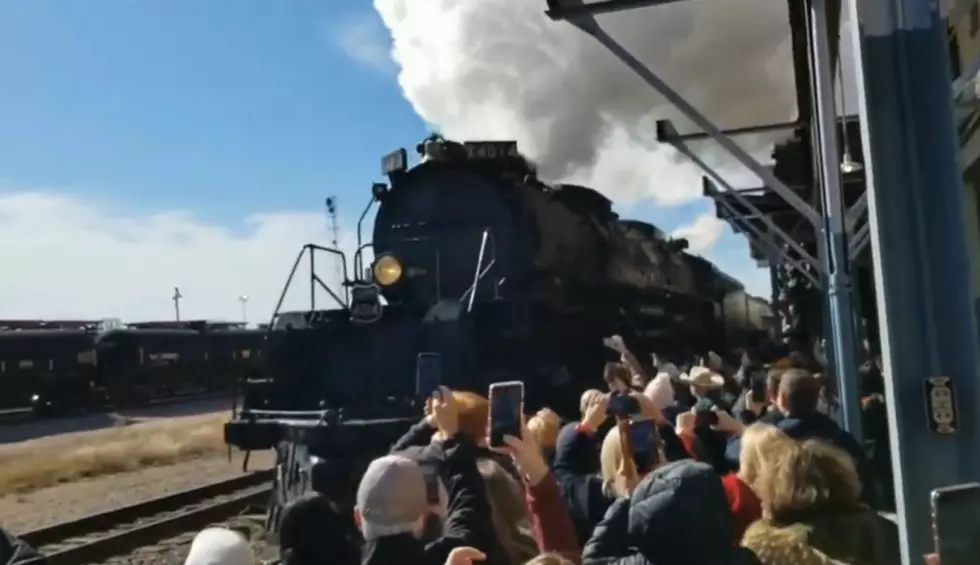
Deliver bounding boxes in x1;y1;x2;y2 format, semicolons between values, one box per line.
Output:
582;460;760;565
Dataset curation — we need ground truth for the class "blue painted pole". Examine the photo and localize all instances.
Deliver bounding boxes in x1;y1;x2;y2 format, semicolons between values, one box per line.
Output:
848;0;980;563
809;0;863;441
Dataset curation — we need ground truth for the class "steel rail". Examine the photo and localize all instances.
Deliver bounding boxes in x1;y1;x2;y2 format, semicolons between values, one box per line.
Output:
20;469;273;565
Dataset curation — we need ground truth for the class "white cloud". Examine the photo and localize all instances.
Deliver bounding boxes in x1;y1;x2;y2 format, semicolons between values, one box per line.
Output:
670;211;726;254
335;15;396;75
0;189;361;323
0;187;770;325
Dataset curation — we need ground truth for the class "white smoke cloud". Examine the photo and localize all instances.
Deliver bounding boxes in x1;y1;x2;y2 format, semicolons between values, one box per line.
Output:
334;15;398;75
375;0;798;206
0;189;360;322
671;211;726;253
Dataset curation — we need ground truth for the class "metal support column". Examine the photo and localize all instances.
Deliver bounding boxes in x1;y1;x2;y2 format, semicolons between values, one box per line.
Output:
808;0;862;440
849;0;980;563
817;237;839;372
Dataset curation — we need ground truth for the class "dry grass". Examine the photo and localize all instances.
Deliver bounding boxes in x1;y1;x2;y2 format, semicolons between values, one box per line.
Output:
0;412;230;495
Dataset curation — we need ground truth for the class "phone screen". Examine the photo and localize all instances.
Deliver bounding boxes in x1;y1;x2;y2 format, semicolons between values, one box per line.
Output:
630;419;655;453
416;353;442;397
609;392;640;418
932;483;980;565
629;419;657;473
489;381;524;448
750;377;767;403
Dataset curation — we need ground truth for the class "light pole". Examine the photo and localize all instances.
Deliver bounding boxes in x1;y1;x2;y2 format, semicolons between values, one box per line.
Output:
172;287;183;322
238;295;248;325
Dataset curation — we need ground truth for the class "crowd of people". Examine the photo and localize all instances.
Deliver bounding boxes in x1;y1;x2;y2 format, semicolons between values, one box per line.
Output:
1;336;931;565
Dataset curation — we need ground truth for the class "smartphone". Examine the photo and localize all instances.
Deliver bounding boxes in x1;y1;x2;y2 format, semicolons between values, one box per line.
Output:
416;353;442;398
695;410;718;428
608;392;640;419
629;419;656;453
750;376;767;403
931;482;980;565
488;381;524;448
629;419;657;473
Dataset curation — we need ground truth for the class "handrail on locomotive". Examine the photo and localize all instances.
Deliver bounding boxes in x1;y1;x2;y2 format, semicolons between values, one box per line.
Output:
461;228;498;312
267;186;386;330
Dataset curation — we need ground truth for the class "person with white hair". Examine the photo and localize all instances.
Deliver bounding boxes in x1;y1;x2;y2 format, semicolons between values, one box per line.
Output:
183;528;255;565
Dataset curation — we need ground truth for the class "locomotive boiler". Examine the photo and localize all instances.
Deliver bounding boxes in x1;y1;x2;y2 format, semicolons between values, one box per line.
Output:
369;136;720;348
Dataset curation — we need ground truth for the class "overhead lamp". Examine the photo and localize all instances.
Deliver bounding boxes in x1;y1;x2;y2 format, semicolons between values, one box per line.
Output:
840;155;864;174
837;54;864;175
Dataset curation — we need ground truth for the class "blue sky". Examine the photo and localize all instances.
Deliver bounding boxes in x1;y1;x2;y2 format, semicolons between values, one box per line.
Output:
0;0;426;222
0;0;767;320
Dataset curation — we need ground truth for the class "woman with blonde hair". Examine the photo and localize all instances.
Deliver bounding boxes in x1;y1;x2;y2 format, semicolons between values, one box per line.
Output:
598;417;664;498
724;423;794;541
741;439;893;564
526;408;562;464
674;416;792;542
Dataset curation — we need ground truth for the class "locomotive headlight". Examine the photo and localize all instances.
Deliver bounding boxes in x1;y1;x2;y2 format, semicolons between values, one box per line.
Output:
373;254;403;286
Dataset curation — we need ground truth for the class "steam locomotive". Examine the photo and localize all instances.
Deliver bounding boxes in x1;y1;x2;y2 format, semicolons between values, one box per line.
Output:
225;136;771;469
0;319;265;417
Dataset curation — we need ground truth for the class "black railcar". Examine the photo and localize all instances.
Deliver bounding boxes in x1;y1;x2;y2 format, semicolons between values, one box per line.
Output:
96;321;266;407
225;137;774;528
0;328;99;416
0;319;266;417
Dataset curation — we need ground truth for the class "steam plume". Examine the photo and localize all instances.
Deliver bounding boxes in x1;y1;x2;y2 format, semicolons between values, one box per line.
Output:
374;0;798;206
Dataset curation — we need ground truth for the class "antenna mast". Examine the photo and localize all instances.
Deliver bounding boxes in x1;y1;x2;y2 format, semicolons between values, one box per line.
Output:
172;286;183;322
325;197;342;282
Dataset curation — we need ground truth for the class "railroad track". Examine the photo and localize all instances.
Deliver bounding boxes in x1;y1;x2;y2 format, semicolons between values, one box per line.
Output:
19;469;274;565
0;391;236;424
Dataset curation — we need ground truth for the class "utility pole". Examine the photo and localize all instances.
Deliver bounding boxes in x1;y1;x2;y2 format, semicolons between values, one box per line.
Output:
326;196;342;282
172;287;183;322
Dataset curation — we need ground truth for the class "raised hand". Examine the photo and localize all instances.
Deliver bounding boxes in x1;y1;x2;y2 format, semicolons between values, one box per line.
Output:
444;547;487;565
502;422;550;486
432;386;459;437
581;394;609;432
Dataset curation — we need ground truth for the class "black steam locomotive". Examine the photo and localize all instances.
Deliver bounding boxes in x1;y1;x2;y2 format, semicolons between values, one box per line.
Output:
0;319;265;417
224;137;771;496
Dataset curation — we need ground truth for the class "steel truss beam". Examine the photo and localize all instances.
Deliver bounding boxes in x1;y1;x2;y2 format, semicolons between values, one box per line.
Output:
546;0;823;230
703;177;822;289
658;118;820;274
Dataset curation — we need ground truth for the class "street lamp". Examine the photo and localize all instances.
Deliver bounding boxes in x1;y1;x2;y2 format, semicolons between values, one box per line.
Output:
238;295;248;325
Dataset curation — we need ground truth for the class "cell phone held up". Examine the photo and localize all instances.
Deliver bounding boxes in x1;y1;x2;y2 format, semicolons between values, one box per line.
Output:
416;352;443;399
488;381;524;448
608;392;640;419
931;482;980;565
750;377;767;404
